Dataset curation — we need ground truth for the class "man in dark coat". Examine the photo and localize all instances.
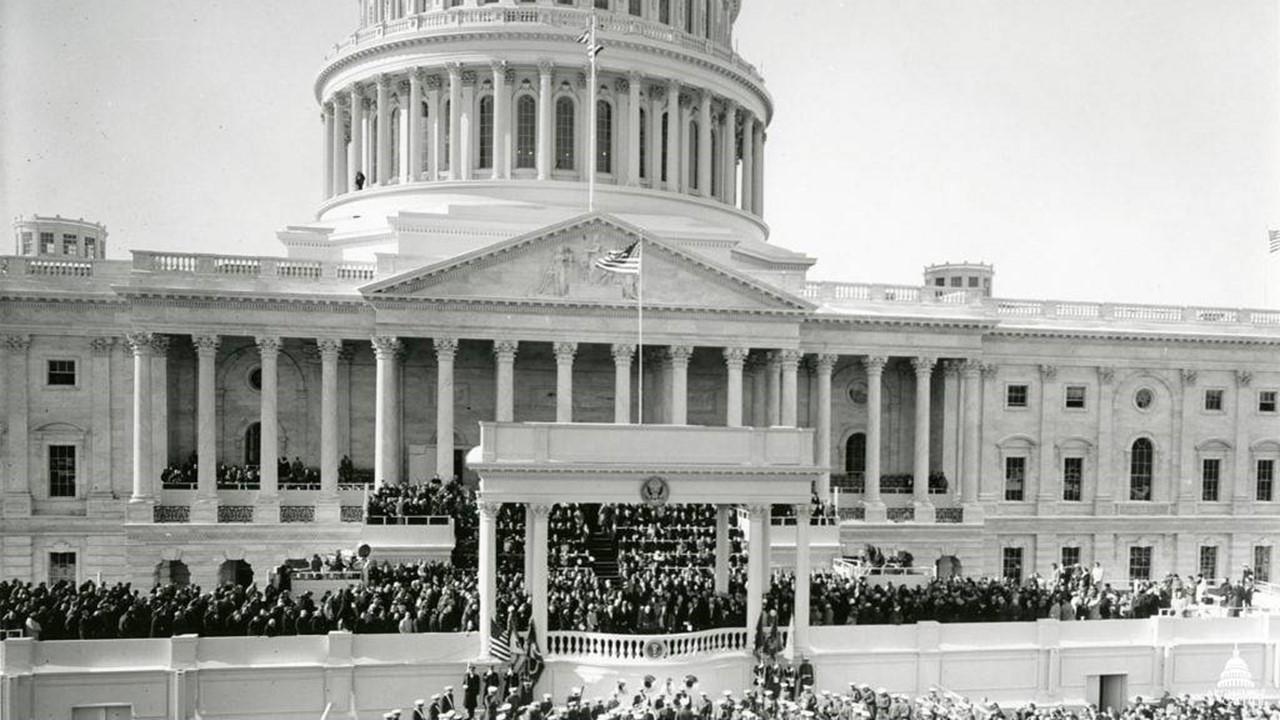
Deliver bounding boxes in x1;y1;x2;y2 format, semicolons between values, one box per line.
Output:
463;664;481;718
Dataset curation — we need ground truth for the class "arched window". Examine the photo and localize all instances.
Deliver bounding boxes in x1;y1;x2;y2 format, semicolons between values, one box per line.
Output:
555;97;576;171
596;99;613;174
516;95;537;169
659;0;670;25
688;119;699;190
1130;438;1153;501
845;433;867;477
629;0;642;16
244;423;261;467
478;95;494;170
638;107;648;179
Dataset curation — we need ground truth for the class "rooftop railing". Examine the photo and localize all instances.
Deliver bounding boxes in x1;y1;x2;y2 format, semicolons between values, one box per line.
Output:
326;7;763;83
0;256;101;278
132;251;376;283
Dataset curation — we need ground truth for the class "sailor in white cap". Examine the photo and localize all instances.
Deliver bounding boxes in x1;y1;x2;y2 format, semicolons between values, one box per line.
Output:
413;698;428;720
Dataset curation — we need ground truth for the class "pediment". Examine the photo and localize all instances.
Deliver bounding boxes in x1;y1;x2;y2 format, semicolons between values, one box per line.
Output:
361;213;812;313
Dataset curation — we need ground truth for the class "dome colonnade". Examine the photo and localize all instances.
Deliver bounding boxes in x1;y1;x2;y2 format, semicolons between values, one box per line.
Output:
316;0;767;219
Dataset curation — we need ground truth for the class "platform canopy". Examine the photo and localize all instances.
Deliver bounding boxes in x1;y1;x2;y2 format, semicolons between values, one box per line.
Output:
468;421;819;506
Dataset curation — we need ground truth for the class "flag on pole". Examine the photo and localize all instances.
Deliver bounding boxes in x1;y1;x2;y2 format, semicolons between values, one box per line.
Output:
1269;229;1280;254
594;241;641;275
522;619;545;688
490;616;514;663
576;27;604;57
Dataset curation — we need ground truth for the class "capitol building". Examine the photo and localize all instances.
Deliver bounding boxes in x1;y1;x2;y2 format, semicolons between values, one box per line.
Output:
1;1;1278;717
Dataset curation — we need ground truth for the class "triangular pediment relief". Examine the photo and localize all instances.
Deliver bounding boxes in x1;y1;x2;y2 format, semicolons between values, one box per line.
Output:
360;213;812;313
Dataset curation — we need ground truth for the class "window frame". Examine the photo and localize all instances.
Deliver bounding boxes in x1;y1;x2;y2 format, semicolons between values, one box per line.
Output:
1063;384;1087;411
1129;438;1155;501
1258;458;1275;502
1201;457;1221;502
48;551;77;586
1259;389;1278;414
1060;546;1081;570
477;94;495;170
45;358;79;388
1003;456;1027;502
1128;545;1152;581
48;444;78;498
1005;383;1029;410
596;98;614;175
1203;388;1225;413
1198;545;1219;580
1001;547;1024;582
1255;545;1272;583
1062;456;1084;502
554;95;576;172
514;93;538;170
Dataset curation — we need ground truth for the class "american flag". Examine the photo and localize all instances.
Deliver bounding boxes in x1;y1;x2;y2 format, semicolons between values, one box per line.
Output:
490;616;513;663
576;27;604;58
1270;229;1280;254
594;241;641;275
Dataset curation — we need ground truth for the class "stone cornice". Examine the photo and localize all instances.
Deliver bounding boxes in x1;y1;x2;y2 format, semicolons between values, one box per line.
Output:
988;326;1280;347
803;314;997;332
315;30;772;120
364;294;808;318
117;287;370;313
0;291;127;306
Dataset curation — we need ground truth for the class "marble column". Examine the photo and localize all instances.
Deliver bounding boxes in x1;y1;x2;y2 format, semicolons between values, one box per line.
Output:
435;337;459;482
720;99;737;206
349;85;365;188
478;500;499;657
255;336;281;523
626;72;642;186
794;503;812;652
529;503;550;647
554;342;577;423
766;352;782;426
491;61;508;180
88;337;115;502
740;112;755;213
780;349;800;427
317;339;343;522
524;506;535;587
192;334;220;523
863;356;887;521
666;80;681;192
537;61;553;181
714;504;731;593
409;69;425;180
753;123;765;215
668;345;693;425
460;70;476;180
816;354;837;499
697;91;712;196
2;337;31;516
750;358;767;428
912;356;936;522
151;336;170;489
1036;364;1059;507
494;340;518;423
723;347;747;427
745;503;767;633
612;343;635;424
648;88;663;186
323;101;335;198
961;360;984;521
372;336;402;486
427;75;442;180
333;97;349;194
126;333;154;518
447;64;463;180
375;74;392;185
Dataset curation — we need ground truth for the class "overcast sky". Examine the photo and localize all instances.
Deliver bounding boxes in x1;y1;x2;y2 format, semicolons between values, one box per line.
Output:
1;1;1276;307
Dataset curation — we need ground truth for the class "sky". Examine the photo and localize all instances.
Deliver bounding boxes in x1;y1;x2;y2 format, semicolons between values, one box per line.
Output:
1;1;1276;307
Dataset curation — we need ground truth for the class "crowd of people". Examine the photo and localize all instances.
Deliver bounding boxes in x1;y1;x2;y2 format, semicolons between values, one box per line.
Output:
366;479;477;525
545;565;747;633
160;453;327;489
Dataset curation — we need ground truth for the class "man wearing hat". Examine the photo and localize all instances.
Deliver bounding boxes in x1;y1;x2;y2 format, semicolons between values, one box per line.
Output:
386;711;403;720
442;686;457;715
462;665;481;719
429;694;443;720
485;686;500;720
413;699;429;720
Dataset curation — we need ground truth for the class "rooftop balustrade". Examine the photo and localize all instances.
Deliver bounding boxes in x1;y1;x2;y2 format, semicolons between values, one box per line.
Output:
131;250;376;283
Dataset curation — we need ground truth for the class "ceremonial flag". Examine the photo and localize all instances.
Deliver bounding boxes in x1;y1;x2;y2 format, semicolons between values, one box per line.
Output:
594;241;641;275
490;615;514;663
523;619;546;688
1269;229;1280;254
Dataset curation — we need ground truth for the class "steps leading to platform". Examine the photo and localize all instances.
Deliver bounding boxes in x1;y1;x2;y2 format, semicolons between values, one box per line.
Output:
587;531;620;580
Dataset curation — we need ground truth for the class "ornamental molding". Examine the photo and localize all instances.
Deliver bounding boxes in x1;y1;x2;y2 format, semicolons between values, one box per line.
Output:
494;339;520;359
434;336;460;358
862;356;888;374
1180;368;1198;386
611;343;636;362
722;346;749;366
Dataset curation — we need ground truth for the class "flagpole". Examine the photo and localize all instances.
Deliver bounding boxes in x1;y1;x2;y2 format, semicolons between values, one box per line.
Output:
637;240;644;424
587;15;598;213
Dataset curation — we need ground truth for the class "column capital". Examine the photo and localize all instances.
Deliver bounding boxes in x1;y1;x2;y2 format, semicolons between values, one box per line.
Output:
148;334;170;358
614;77;630;94
89;336;117;355
489;59;507;75
316;338;343;360
611;343;636;363
375;73;390;90
529;503;552;518
553;341;578;362
960;359;983;377
1096;366;1114;384
425;74;443;90
1236;370;1253;387
795;503;813;521
942;359;964;377
777;349;803;366
745;504;769;519
434;336;460;359
537;59;555;75
1180;368;1198;387
445;61;463;78
722;346;749;367
192;334;220;356
816;353;839;372
1038;364;1058;381
494;339;519;361
254;335;281;356
911;356;936;376
371;335;402;359
667;345;694;364
125;332;154;356
862;355;888;374
627;69;642;83
413;67;430;85
477;500;502;519
333;94;348;109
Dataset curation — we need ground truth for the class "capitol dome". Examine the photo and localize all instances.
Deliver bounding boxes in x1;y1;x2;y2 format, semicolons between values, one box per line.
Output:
1214;648;1256;699
296;0;776;266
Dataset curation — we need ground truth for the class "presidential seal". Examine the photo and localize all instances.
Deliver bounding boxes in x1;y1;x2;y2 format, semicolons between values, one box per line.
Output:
639;475;670;506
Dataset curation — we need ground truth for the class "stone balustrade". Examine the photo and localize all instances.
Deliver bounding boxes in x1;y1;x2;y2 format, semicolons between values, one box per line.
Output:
546;627;756;660
0;255;102;277
131;251;376;282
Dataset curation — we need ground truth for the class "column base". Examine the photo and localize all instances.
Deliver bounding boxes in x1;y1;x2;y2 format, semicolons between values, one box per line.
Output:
862;501;887;523
190;496;219;524
125;497;157;523
2;492;32;518
961;503;986;525
912;501;936;524
254;496;280;524
315;495;342;524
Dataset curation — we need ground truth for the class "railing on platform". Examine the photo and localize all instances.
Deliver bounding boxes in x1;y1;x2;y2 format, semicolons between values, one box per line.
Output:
832;558;936;583
546;627;760;660
364;515;452;526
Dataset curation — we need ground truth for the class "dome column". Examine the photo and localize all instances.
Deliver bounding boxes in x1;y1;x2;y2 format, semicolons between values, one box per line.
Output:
665;80;682;192
333;97;349;194
626;72;642;186
720;99;737;206
647;86;663;187
740;111;755;213
375;74;392;185
409;69;425;181
537;61;553;181
491;61;509;180
322;101;335;198
349;85;365;188
461;70;477;180
697;91;712;198
447;63;463;181
426;75;442;180
753;122;766;216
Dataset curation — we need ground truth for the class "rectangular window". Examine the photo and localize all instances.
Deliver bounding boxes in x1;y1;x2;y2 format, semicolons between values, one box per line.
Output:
1259;459;1275;502
949;276;963;287
46;359;77;387
595;0;609;7
1199;546;1218;579
62;234;78;255
49;445;77;498
515;96;537;169
478;97;494;170
1064;385;1087;409
40;232;55;254
20;231;33;255
83;237;96;258
1001;547;1023;582
49;552;76;585
1006;384;1028;409
968;276;980;288
1204;389;1224;412
1004;457;1026;501
1255;546;1272;583
1260;390;1278;414
1062;457;1083;501
1201;458;1220;502
1128;546;1152;581
629;0;642;16
933;277;945;287
1061;546;1080;569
